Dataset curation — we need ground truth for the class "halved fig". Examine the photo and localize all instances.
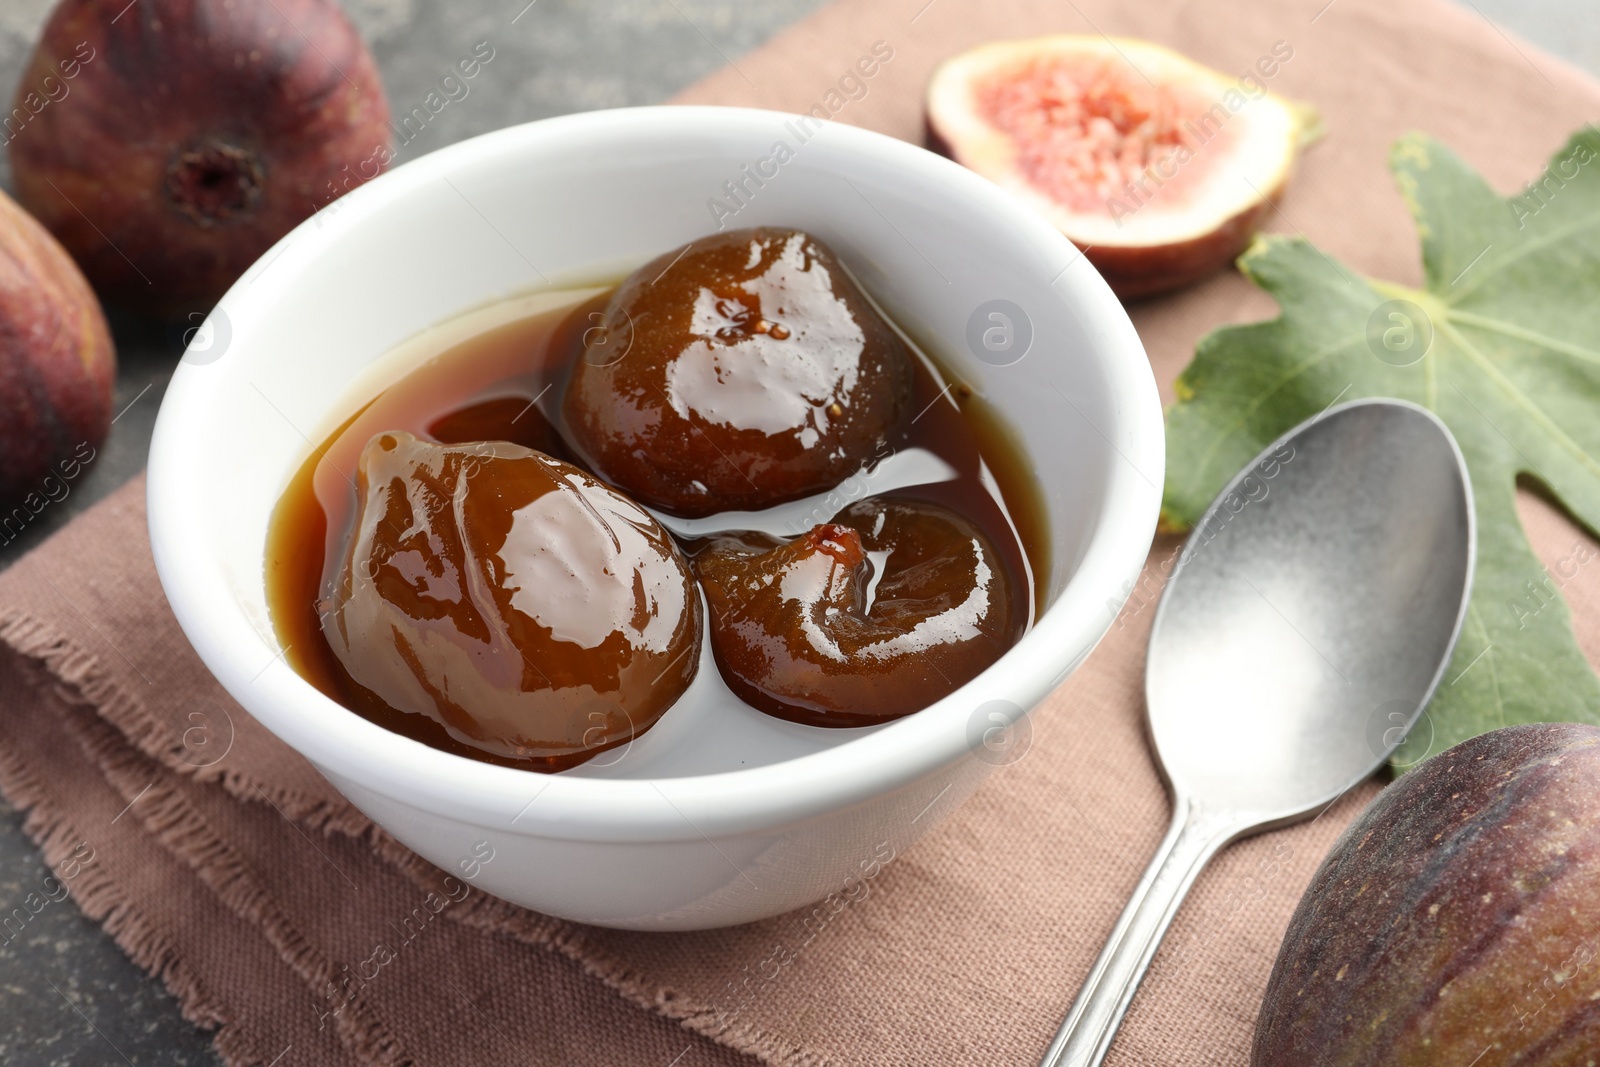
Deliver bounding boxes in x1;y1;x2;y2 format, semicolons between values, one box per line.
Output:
926;36;1319;297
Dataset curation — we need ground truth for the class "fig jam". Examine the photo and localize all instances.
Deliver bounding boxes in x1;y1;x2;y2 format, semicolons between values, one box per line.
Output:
266;269;1048;771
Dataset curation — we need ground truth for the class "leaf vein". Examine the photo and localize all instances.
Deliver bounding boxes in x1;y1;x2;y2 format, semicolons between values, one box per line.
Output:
1446;212;1600;305
1190;332;1366;487
1448;309;1600;367
1442;319;1600;483
1471;605;1506;730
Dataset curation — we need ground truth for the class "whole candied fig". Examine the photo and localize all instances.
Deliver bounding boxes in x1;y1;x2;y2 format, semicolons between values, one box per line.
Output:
321;432;700;771
561;228;913;518
0;187;113;510
694;497;1019;726
8;0;392;314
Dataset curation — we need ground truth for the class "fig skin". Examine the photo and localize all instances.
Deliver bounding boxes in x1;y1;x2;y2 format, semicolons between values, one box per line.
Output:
1053;198;1278;300
321;432;701;772
8;0;392;315
0;187;113;508
1254;723;1600;1066
925;36;1315;298
561;228;914;518
694;497;1018;727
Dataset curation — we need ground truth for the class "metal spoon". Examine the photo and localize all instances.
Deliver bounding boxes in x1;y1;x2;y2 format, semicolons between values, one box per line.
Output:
1040;398;1475;1067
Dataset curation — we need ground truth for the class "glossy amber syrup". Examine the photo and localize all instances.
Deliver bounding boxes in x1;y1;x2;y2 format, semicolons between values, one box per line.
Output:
265;284;1049;768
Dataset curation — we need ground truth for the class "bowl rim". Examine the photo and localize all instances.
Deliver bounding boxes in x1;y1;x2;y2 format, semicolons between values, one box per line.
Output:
147;104;1164;842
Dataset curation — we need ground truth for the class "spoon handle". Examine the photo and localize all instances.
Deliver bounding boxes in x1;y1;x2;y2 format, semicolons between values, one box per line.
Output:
1039;797;1246;1067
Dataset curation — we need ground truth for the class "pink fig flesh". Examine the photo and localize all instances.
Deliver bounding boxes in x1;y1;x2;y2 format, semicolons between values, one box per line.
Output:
926;36;1316;298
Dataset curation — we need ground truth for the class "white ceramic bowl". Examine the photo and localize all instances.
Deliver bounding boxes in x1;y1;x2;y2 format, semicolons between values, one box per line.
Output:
147;106;1163;931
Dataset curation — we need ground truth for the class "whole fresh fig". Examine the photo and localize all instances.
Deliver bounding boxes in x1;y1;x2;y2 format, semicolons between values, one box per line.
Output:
1254;723;1600;1066
0;187;113;510
8;0;392;314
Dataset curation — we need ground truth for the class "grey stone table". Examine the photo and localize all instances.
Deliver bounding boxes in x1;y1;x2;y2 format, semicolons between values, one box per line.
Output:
0;0;1593;1063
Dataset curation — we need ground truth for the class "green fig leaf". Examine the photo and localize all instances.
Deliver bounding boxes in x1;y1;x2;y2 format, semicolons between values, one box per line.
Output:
1163;126;1600;769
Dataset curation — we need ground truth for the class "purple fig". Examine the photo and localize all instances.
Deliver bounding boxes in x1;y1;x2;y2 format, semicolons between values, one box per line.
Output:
0;187;114;514
8;0;393;314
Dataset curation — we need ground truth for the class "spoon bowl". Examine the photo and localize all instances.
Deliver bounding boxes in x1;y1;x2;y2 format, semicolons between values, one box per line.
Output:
1148;398;1475;817
1042;398;1474;1067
